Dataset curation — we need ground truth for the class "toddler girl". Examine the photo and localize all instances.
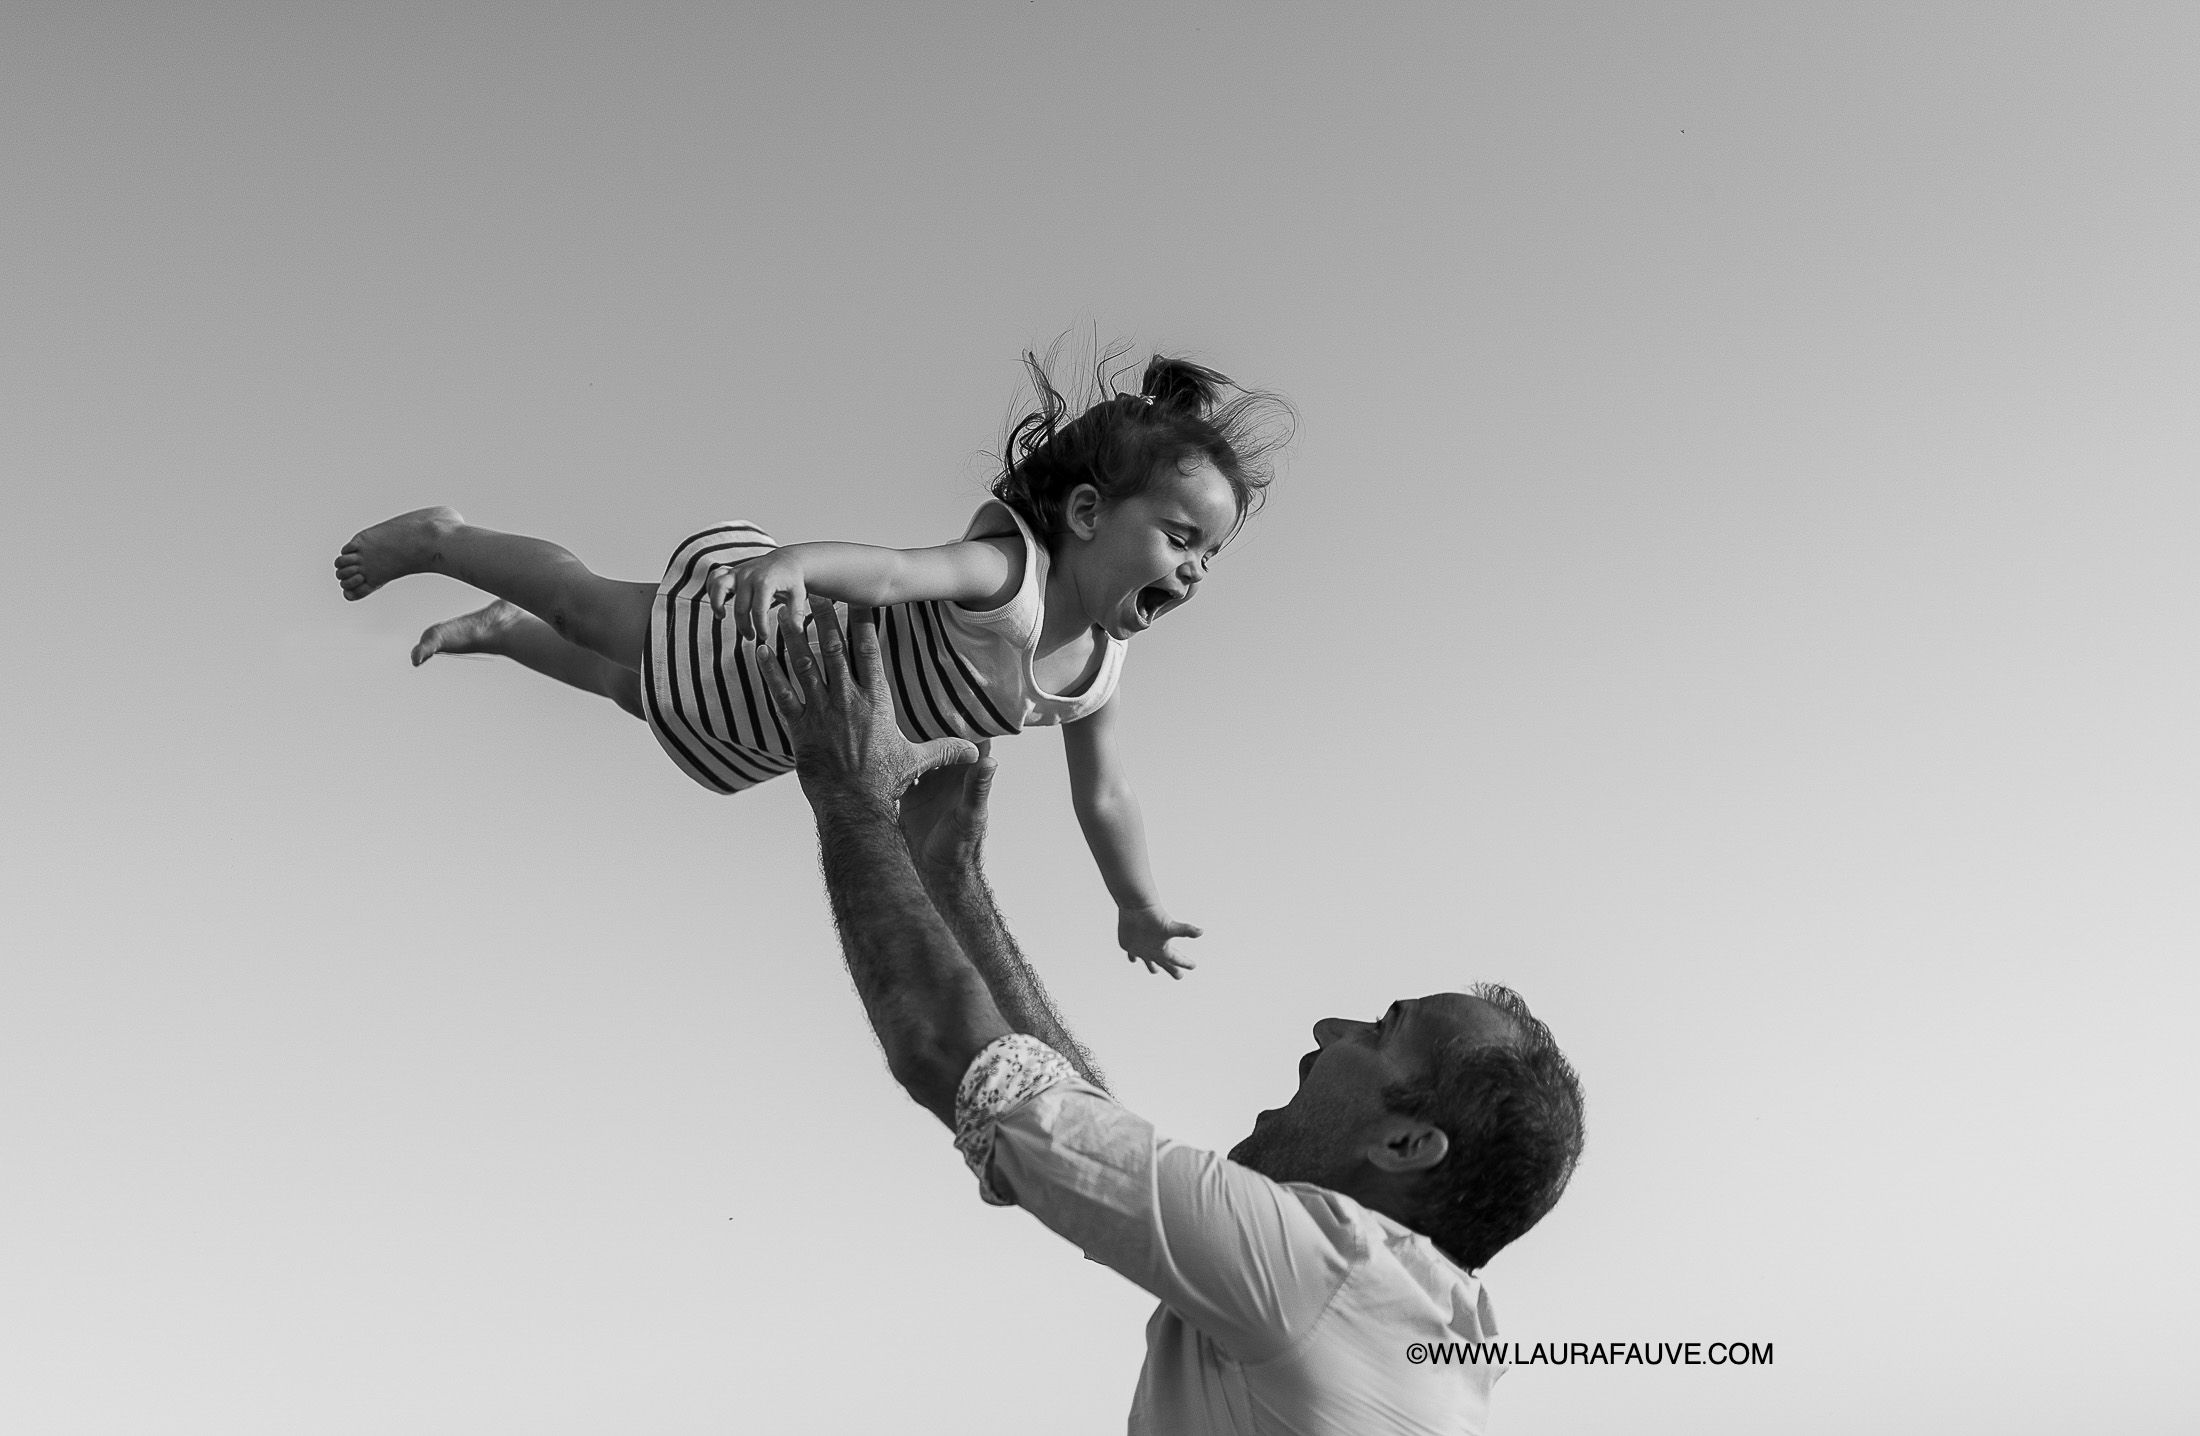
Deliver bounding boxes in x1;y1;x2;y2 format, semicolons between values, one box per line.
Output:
335;352;1288;977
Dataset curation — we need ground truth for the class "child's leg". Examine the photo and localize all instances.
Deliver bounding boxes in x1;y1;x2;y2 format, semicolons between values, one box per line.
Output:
413;600;645;720
335;506;654;670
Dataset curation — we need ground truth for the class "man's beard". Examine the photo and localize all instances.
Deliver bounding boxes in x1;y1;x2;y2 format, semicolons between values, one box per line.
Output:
1229;1109;1348;1189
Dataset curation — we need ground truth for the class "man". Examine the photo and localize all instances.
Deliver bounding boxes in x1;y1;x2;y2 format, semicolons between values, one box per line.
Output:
758;604;1585;1434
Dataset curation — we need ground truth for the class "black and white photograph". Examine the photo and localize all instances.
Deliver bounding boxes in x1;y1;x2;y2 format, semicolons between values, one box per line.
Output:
5;4;2194;1432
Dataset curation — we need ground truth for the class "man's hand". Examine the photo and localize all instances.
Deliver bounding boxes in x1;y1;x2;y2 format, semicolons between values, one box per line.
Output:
1118;904;1201;980
757;600;978;808
900;744;995;877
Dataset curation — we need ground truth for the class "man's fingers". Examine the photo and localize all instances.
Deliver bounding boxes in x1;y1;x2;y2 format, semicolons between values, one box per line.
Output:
775;603;826;704
807;596;849;702
755;625;803;717
954;757;997;833
909;736;980;779
843;604;895;712
900;763;955;809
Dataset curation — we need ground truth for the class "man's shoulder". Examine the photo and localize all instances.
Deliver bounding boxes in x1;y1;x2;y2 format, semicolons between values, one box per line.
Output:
1272;1180;1484;1297
1271;1179;1377;1243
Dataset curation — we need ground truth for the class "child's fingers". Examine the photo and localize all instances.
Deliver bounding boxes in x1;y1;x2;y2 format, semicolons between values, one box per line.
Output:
746;585;772;648
1126;945;1196;978
741;580;765;645
750;571;778;645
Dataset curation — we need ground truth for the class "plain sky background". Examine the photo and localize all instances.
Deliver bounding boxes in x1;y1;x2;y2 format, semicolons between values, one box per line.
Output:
4;3;2196;1432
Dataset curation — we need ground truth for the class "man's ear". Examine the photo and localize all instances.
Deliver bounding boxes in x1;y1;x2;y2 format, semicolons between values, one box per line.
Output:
1363;1114;1450;1175
1063;483;1103;540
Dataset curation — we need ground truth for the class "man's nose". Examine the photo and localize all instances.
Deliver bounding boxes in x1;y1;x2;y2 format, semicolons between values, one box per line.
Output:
1312;1016;1349;1046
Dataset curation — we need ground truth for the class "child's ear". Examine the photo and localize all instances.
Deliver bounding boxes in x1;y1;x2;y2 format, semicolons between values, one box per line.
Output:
1064;484;1103;540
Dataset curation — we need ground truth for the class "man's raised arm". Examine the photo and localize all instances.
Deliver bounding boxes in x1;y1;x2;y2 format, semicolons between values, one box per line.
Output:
755;603;1005;1125
898;760;1107;1092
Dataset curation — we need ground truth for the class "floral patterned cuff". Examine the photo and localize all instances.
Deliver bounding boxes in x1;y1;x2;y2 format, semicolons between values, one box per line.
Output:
953;1033;1078;1206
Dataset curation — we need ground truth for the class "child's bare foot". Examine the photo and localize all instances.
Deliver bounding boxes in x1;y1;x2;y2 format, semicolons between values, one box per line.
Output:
334;506;464;601
412;600;524;666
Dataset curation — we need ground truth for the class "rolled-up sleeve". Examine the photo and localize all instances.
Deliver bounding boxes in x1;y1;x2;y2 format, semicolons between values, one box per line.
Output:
952;1035;1350;1363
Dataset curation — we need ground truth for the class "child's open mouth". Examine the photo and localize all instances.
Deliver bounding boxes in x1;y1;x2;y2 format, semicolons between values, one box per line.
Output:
1135;586;1174;625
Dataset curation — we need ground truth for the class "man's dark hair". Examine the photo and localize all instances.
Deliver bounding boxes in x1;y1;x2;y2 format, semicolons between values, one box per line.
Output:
1382;983;1585;1271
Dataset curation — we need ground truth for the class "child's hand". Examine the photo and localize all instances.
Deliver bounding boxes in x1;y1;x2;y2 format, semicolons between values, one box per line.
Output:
708;551;810;646
1118;904;1201;980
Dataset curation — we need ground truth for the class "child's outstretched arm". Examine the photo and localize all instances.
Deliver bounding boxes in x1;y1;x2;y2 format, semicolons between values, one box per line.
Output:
1062;698;1201;979
708;539;1019;643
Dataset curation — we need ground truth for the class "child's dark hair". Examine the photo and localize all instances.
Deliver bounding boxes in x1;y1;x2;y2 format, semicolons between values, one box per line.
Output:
991;342;1294;548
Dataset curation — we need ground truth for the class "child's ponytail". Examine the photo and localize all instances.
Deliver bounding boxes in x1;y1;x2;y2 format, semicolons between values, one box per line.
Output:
992;343;1293;548
1139;356;1230;416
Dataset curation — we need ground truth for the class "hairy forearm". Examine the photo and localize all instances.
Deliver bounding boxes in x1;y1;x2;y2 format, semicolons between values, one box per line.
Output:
813;790;1010;1124
916;858;1108;1092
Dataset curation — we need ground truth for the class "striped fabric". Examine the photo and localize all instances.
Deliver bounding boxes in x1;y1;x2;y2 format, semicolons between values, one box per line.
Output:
640;521;1033;795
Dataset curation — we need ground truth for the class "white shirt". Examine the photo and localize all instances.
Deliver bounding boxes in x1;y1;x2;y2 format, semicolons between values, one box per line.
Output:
955;1035;1506;1435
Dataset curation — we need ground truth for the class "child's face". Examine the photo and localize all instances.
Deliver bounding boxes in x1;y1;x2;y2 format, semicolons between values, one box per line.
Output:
1062;460;1241;640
